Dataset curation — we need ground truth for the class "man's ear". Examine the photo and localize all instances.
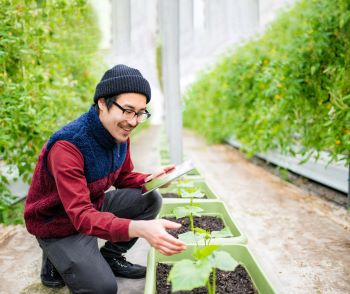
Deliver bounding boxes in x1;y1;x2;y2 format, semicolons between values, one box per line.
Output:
97;98;106;111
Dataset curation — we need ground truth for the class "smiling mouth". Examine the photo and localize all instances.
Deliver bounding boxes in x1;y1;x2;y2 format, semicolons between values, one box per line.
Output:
120;127;132;134
118;122;134;135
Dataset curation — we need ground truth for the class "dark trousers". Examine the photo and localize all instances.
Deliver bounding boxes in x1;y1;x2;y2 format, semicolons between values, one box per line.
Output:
37;188;162;294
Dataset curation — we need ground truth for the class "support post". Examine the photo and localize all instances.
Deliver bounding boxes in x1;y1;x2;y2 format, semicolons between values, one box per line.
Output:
160;0;183;165
111;0;131;55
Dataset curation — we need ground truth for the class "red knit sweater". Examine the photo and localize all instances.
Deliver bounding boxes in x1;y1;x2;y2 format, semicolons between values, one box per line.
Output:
24;140;148;243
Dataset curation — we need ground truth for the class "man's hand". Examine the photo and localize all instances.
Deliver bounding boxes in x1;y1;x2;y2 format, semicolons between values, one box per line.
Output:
144;164;176;184
129;219;186;256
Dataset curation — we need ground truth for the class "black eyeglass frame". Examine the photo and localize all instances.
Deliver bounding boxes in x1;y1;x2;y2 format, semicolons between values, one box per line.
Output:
113;101;151;123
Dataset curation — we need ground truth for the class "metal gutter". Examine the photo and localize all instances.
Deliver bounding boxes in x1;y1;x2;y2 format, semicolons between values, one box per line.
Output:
226;137;348;195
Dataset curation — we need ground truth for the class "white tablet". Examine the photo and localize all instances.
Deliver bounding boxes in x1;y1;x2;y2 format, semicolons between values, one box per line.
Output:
142;160;195;196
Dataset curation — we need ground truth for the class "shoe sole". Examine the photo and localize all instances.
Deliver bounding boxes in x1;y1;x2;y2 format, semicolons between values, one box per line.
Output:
41;280;66;288
113;271;146;279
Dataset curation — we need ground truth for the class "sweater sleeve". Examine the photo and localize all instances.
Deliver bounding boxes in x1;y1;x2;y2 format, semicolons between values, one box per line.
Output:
47;140;131;242
114;139;150;189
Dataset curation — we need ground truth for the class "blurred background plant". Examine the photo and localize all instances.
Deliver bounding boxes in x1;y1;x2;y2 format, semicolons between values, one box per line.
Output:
0;0;103;224
183;0;350;164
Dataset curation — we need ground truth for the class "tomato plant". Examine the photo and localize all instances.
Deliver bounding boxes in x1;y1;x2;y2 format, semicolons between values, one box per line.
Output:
0;0;103;223
183;0;350;164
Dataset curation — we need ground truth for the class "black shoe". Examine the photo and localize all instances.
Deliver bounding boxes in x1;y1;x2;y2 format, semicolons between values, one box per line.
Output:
104;255;146;279
40;255;65;288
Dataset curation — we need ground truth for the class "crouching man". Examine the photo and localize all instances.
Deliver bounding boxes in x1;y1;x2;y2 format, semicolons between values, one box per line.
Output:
24;64;186;293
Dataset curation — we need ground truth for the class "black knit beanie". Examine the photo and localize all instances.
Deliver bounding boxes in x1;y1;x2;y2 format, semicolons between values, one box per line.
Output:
93;64;151;103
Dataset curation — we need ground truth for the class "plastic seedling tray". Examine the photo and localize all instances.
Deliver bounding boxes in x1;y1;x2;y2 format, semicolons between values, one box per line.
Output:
159;180;218;200
144;244;276;294
158;199;246;244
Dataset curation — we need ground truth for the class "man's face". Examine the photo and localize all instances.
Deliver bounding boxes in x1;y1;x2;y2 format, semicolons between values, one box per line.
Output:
98;93;147;143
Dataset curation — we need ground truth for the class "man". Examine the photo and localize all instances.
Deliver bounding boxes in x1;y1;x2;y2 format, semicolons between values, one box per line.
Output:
24;64;186;294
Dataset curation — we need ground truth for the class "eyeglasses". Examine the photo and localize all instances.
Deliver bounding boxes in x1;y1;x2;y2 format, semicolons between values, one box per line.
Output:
113;102;151;123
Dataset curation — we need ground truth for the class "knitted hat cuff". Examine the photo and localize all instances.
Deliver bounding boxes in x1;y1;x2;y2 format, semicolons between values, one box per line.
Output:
93;65;151;103
93;75;151;103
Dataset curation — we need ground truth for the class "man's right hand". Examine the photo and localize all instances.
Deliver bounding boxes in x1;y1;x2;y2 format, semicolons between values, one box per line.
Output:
129;219;186;256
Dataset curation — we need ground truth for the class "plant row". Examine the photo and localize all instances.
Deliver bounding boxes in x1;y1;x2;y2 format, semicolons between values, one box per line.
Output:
144;144;276;293
183;0;350;164
0;0;103;223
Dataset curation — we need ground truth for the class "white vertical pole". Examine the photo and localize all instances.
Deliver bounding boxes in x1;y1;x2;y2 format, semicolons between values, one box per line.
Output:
238;0;259;38
180;0;194;36
160;0;183;165
111;0;131;54
224;0;235;42
180;0;194;62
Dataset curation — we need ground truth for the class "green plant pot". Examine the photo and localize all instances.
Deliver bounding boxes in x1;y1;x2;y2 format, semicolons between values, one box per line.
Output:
144;244;276;294
159;180;218;200
158;200;246;244
180;173;204;181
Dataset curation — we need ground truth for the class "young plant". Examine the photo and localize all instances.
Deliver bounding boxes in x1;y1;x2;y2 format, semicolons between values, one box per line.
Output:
175;179;195;196
168;245;239;293
180;188;205;199
179;227;233;246
172;199;203;231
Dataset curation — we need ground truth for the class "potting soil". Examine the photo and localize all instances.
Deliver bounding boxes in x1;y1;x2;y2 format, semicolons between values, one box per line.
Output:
164;216;224;238
156;263;258;294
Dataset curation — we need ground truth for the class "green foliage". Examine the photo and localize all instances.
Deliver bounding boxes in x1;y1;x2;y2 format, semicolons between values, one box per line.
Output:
168;245;238;293
168;258;212;292
278;167;290;182
173;199;203;231
175;179;195;195
0;202;24;224
168;203;237;293
173;204;203;219
183;0;350;164
179;227;233;245
210;226;233;239
155;38;163;92
0;0;103;223
180;188;205;198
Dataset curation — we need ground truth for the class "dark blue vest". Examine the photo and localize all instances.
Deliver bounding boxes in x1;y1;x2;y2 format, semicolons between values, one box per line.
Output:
45;106;127;183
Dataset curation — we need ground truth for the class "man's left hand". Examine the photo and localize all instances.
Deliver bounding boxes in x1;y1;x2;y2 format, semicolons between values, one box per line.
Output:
144;164;175;184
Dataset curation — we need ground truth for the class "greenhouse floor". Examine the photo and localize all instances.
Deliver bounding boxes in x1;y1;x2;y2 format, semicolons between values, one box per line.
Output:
0;125;349;294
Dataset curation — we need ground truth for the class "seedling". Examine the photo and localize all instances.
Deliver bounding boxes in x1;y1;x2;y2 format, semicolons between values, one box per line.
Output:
176;178;195;189
175;179;195;196
178;227;233;246
172;199;203;231
168;244;239;293
180;188;205;199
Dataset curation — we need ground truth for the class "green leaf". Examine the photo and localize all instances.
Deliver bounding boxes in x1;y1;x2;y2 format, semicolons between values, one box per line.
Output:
211;227;234;238
193;227;207;235
182;0;350;166
172;205;203;219
172;206;188;218
181;189;205;198
192;245;220;260
208;250;239;271
168;259;212;292
178;231;201;243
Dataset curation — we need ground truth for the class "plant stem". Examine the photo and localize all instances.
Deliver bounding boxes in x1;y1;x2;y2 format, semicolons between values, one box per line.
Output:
212;268;216;294
190;213;194;232
207;278;213;294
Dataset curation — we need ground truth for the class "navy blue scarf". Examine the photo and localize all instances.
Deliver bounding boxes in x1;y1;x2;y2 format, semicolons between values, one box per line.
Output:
45;106;127;183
